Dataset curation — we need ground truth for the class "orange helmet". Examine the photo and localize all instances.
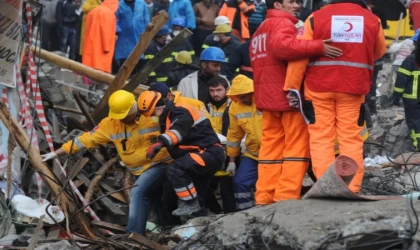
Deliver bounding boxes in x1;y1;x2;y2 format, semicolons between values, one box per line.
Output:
137;91;162;117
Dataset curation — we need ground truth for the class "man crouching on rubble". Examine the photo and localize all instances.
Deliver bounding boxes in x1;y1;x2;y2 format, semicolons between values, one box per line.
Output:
138;91;225;216
41;90;173;236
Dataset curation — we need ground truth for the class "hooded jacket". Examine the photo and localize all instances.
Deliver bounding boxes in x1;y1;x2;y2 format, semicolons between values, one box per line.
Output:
82;0;119;73
168;0;196;29
79;0;102;55
115;0;150;60
226;75;262;160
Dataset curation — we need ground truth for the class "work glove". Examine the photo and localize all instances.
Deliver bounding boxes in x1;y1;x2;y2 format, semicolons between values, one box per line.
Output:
146;141;163;159
226;162;236;176
41;152;57;162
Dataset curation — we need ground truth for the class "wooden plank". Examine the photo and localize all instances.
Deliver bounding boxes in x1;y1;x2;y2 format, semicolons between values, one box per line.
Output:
92;11;169;123
99;181;127;203
84;157;118;203
95;190;126;216
27;215;45;250
91;221;126;233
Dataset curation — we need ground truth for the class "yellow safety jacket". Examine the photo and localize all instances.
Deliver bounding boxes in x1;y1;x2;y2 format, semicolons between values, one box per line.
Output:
207;100;230;134
62;116;172;176
226;75;262;160
172;91;209;117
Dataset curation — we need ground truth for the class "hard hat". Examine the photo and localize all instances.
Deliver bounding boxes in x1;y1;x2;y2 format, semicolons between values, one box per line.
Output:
213;24;232;34
412;29;420;42
175;50;192;64
214;16;230;26
108;90;135;120
137;91;162;117
156;25;172;37
200;46;226;63
172;17;186;28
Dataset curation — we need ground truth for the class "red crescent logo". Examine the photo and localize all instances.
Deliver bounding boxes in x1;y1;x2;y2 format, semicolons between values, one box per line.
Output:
344;22;353;32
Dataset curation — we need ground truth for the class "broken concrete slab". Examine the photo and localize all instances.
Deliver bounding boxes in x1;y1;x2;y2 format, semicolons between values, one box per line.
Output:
176;199;420;250
34;240;78;250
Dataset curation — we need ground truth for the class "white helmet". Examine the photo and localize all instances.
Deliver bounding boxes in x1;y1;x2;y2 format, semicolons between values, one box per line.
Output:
214;16;230;26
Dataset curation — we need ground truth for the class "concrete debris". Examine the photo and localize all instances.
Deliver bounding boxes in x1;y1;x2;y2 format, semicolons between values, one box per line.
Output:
34;240;78;250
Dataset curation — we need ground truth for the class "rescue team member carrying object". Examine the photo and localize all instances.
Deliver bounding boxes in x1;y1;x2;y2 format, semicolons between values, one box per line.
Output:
41;90;172;236
285;0;387;192
138;91;225;216
250;0;342;204
225;74;262;210
393;43;420;151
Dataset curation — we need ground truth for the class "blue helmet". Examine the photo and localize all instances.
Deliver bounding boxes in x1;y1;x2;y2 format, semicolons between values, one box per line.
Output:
412;29;420;42
156;25;172;37
172;17;186;28
200;47;226;63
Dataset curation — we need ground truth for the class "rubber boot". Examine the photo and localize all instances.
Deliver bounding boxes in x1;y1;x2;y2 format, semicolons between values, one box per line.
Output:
172;199;201;216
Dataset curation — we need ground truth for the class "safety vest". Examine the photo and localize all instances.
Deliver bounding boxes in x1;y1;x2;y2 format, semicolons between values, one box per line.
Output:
207;99;230;134
305;3;379;95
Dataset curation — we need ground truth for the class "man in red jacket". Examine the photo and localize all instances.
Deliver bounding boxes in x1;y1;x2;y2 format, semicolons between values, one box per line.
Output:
250;0;342;205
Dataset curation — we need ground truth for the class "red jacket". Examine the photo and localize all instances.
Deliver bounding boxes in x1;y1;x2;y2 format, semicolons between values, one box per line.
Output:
410;0;420;31
250;9;325;111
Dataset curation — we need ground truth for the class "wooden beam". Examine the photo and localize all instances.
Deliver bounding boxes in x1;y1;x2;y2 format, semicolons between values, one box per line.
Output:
99;181;127;203
73;92;96;130
122;169;133;203
0;101;95;238
27;215;45;250
91;221;126;233
92;11;169;123
123;28;193;94
30;47;147;95
84;157;118;204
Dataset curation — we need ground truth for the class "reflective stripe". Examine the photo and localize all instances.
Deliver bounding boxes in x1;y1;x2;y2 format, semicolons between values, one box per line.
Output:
283;157;310;162
361;126;368;137
110;132;132;140
308;61;374;70
145;54;154;59
394;87;404;93
163;57;173;63
128;165;145;173
157;77;168;82
171;52;179;57
236;200;254;210
234;193;252;199
398;68;412;76
169;129;182;142
161;133;173;145
179;192;197;200
257;111;262;116
259;159;283;164
403;72;419;99
174;183;194;193
150;71;157;76
74;138;85;149
210;111;224;117
240;65;253;72
235;68;239;72
226;141;240;147
193;116;208;126
202;44;210;49
189;50;195;55
138;126;160;135
235;112;252;119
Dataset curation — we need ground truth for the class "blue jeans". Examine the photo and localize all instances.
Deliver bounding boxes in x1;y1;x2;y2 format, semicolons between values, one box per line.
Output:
233;156;258;210
59;27;76;60
125;163;167;235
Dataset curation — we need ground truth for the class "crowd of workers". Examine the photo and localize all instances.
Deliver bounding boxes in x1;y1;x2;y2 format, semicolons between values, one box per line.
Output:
36;0;420;239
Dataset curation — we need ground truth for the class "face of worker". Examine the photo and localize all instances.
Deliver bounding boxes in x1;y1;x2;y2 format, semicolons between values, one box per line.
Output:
145;0;152;3
238;93;253;106
201;61;222;77
214;33;229;43
155;35;168;46
209;84;227;102
152;106;165;116
172;25;183;36
274;0;299;16
121;113;138;125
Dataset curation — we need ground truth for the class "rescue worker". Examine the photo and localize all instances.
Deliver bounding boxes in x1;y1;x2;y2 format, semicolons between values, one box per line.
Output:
212;24;241;62
169;17;196;59
139;25;174;83
202;16;240;52
207;76;230;135
224;40;252;80
285;0;387;192
225;75;261;210
167;51;200;89
218;0;256;42
41;90;172;236
250;0;343;204
393;43;420;151
138;91;225;216
177;46;228;104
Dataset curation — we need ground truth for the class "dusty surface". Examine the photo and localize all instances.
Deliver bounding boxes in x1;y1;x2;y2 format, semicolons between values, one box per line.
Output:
176;199;420;249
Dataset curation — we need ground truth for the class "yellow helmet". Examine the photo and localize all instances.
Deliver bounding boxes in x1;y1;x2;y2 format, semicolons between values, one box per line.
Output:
108;90;135;120
213;24;232;34
175;51;192;64
137;91;162;117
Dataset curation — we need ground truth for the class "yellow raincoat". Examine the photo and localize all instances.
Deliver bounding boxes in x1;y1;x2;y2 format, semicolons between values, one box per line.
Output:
79;0;102;55
207;100;230;134
62;116;172;176
226;75;262;160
